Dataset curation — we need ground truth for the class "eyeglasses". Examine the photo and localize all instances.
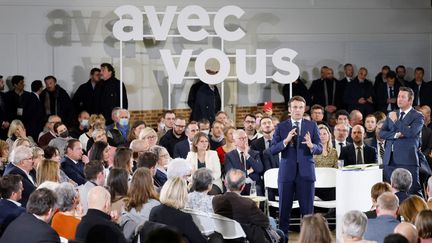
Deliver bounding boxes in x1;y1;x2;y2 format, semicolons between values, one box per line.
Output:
145;135;157;140
244;120;255;124
175;124;185;128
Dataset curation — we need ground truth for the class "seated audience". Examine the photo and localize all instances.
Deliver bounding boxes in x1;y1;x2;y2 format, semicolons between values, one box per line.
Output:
0;188;60;243
106;108;130;147
186;132;222;194
48;122;72;157
314;124;338;168
113;147;133;178
383;234;409;243
119;168;160;242
6;119;35;148
414;209;432;243
86;127;108;152
36;159;60;185
364;120;386;165
390;168;412;204
173;121;199;159
138;127;158;150
159;117;187;157
107;168;129;218
149;145;170;187
52;182;81;241
79;114;105;152
341;210;374;243
61;139;88;185
298;213;332;243
364;192;400;243
0;174;25;235
69;111;90;139
3;145;36;207
166;158;192;181
127;120;146;147
78;160;105;214
75;186;127;243
398;195;428;224
0;140;9;174
208;120;225;150
365;182;392;218
89;141;111;169
38;115;61;147
215;126;236;168
364;114;377;139
44;145;61;162
339;125;377;165
213;169;271;243
394;222;418;243
136;151;159;181
187;168;215;213
333;123;351;157
149;177;207;243
32;146;44;170
427;177;432;208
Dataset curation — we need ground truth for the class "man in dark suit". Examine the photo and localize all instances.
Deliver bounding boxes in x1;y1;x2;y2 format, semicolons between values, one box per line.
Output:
282;77;311;110
0;188;60;243
173;121;199;159
72;67;102;115
213;169;271;243
333;123;351;157
159;117;187;157
365;120;386;165
225;129;264;196
4;75;33;128
251;116;274;159
339;125;377;166
76;186;127;243
0;174;25;236
375;71;400;114
61;139;87;185
344;67;375;116
418;105;432;157
270;96;323;235
25;80;46;141
380;86;424;196
408;67;432;108
3;146;36;207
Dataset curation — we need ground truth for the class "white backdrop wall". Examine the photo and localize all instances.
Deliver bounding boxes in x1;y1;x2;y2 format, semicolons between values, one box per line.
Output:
0;0;431;109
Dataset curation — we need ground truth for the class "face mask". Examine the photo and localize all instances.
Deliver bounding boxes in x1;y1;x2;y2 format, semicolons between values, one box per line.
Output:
59;131;69;138
80;119;89;128
201;129;209;135
119;118;129;127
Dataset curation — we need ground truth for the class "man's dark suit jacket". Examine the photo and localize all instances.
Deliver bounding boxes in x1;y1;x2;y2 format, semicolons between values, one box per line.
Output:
172;139;190;159
250;137;266;154
72;80;102;115
0;213;60;243
76;209;127;243
3;165;36;207
339;144;377;166
421;125;432;156
0;199;25;235
262;148;279;171
159;130;187;158
282;79;312;109
309;78;345;109
374;83;400;113
224;149;263;183
61;156;86;185
149;204;206;243
24;92;45;141
213;191;270;243
343;78;374;116
154;169;167;187
408;80;432;107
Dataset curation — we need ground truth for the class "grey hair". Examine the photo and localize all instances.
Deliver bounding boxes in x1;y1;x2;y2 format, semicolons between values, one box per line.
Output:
225;169;246;191
115;108;130;119
55;182;78;212
167;158;192;179
191;168;214;192
377;192;399;211
11;145;33;165
342;210;368;238
148;145;167;158
91;128;106;140
391;168;412;192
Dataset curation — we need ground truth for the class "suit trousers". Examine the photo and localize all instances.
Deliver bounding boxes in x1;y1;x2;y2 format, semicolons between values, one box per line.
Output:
278;162;314;234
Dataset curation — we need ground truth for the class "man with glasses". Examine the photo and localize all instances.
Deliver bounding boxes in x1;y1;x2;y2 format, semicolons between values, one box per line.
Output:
333;123;351;157
173;121;199;159
3;145;36;207
159;117;187;157
243;114;261;144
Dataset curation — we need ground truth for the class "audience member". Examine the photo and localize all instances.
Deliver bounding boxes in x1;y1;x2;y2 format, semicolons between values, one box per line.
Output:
36;159;60;185
107;168;129;218
120;168;160;241
6;119;35;148
365;182;393;218
215;126;236;168
166;158;192;180
0;174;25;235
149;177;207;243
38;115;61;147
314;124;338;168
394;222;418;243
173;121;199;159
61;139;88;185
208;120;225;150
149;145;170;187
75;186;127;243
113;147;133;176
398;195;428;224
48;121;72;157
375;71;399;113
383;233;409;243
364;120;386;165
159;117;187;157
79;114;105;152
390;168;412;204
51;182;81;241
334;123;351;157
72;67;102;115
136;151;158;174
138;127;158;149
69;111;90;139
187;168;215;213
89;141;110;169
106;108;130;147
0;140;9;174
156;110;175;139
0;188;60;243
364;114;377;138
339;125;377;165
408;67;432;108
78;160;105;214
127;120;146;146
350;110;364;127
341;210;374;243
298;213;332;243
364;192;400;243
344;67;374;117
427;177;432;208
414;209;432;243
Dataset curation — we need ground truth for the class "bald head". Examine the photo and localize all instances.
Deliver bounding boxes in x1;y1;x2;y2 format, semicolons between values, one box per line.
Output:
351;125;365;145
394;222;418;243
225;169;246;192
350;110;363;127
87;186;111;213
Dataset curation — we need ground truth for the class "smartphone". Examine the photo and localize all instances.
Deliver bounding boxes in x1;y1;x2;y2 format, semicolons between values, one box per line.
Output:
263;101;273;111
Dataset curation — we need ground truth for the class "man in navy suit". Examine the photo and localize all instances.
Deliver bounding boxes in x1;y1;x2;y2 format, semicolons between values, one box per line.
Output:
0;174;25;236
380;86;424;196
173;121;199;159
271;96;323;235
339;125;377;166
61;139;88;185
224;129;264;196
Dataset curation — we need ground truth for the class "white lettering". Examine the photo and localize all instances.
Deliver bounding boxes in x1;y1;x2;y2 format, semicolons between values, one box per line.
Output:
272;48;300;84
144;6;177;41
160;49;193;84
214;5;245;41
112;5;143;41
236;49;266;84
195;49;230;85
177;5;210;41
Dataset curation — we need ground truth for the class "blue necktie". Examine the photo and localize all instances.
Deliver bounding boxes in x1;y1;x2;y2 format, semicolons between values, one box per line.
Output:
400;111;405;120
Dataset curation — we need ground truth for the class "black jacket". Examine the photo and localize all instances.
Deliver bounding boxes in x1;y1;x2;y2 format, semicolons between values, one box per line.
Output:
339;144;377;166
72;80;102;114
189;82;221;124
99;76;128;125
40;85;74;126
3;164;36;207
158;130;187;158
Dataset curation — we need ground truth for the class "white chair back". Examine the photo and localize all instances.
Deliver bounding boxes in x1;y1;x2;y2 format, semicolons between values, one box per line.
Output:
315;168;337;188
264;168;279;189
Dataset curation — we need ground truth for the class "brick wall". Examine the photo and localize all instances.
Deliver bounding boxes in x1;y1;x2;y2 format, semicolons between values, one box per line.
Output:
130;102;287;129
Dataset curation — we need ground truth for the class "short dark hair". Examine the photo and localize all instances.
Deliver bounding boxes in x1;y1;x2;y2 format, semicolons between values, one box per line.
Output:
288;96;306;107
31;80;43;92
53;122;65;133
11;75;24;86
311;104;324;112
382;65;390;71
399;87;415;101
65;139;80;155
137;151;158;169
0;75;3;79
0;174;22;199
244;113;256;121
84;160;104;180
259;116;272;126
26;188;57;216
386;71;397;80
414;67;424;74
198;119;210;127
43;146;59;160
44;75;57;83
383;233;409;243
344;63;353;69
335;109;350;120
395;65;406;72
163;110;175;118
101;63;115;77
90;67;101;75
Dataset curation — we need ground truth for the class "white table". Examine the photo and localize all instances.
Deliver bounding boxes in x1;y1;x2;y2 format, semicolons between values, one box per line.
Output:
336;167;382;242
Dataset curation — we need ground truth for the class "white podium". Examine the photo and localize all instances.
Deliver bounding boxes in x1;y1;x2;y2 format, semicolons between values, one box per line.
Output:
336;167;382;242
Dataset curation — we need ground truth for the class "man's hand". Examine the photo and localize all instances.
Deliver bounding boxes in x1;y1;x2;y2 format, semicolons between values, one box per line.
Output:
82;155;89;164
366;96;373;104
284;127;298;145
301;132;314;149
389;111;397;122
358;97;367;104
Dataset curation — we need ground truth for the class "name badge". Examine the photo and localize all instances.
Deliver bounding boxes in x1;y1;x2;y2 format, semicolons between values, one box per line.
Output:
17;108;23;116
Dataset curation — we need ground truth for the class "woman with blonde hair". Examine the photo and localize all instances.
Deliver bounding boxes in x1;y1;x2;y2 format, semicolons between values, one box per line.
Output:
399;195;428;223
32;146;45;170
120;168;160;241
314;124;338;168
138;127;158;150
36;159;60;185
6;119;35;148
0;140;9;174
215;126;236;166
149;177;207;243
298;214;332;243
186;132;222;194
